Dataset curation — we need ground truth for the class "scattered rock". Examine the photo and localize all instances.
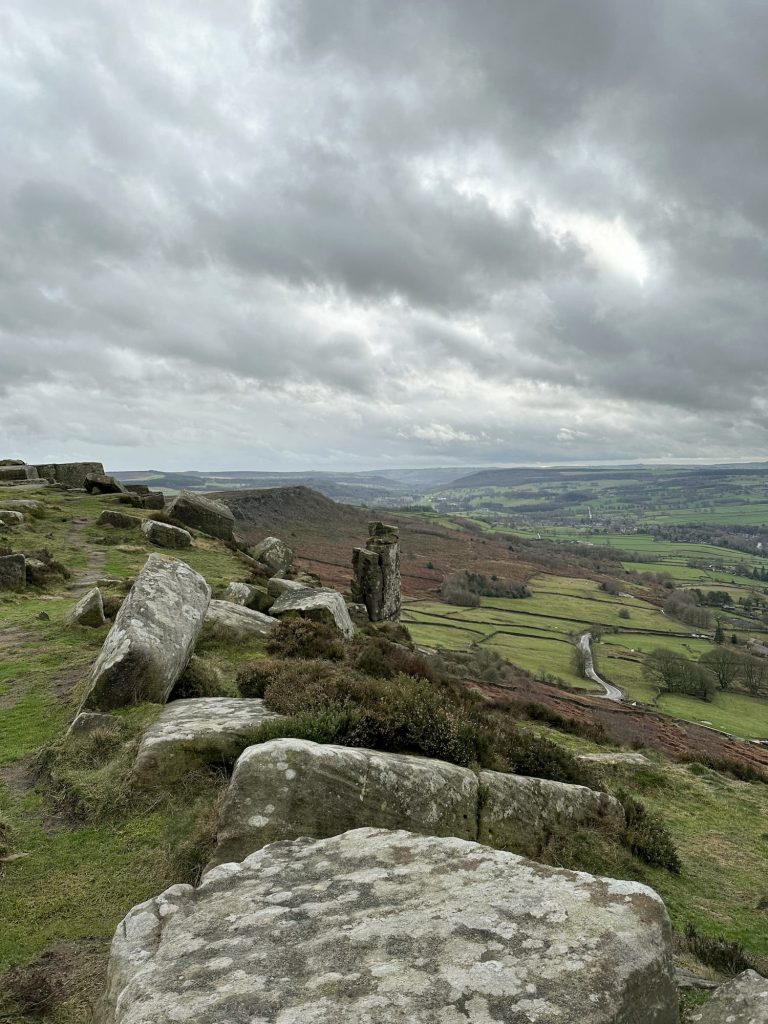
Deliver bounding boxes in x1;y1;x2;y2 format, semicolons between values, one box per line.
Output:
270;586;354;638
266;576;306;598
224;581;272;612
36;611;50;621
140;519;192;549
124;484;150;495
66;587;107;628
35;462;105;487
97;510;142;529
84;473;126;494
252;535;294;573
352;521;401;622
0;510;25;526
99;828;678;1024
0;553;26;591
0;499;43;516
675;969;719;991
210;738;479;868
140;492;165;510
202;600;277;641
688;969;768;1022
478;770;625;859
166;490;234;540
133;698;283;784
80;554;211;711
68;711;123;737
579;752;654;766
346;601;369;626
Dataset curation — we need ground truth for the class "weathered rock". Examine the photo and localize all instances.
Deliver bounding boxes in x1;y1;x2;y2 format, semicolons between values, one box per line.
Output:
0;510;24;526
35;461;104;487
210;738;479;868
0;553;26;591
0;464;39;482
24;558;51;586
124;484;150;495
166;490;234;540
224;581;272;612
81;554;211;711
352;520;401;622
133;698;283;784
66;587;107;628
266;575;306;598
202;600;277;641
346;600;370;626
270;586;354;638
97;509;142;529
579;752;654;766
98;828;678;1024
675;970;719;992
139;492;165;510
252;535;293;573
68;711;123;737
0;499;43;516
140;519;192;549
84;473;126;494
478;771;625;859
689;970;768;1023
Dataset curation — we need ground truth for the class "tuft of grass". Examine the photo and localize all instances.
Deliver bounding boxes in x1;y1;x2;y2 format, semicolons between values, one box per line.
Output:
618;790;681;873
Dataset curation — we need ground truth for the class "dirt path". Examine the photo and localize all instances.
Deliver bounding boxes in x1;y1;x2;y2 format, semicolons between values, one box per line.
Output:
66;517;106;592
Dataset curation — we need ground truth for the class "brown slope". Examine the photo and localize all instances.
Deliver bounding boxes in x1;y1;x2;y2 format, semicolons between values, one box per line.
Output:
213;486;536;598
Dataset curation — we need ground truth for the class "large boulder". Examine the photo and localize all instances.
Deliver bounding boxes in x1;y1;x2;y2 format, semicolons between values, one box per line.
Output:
66;587;107;628
202;600;277;641
35;461;104;487
98;828;678;1024
97;510;142;529
84;473;126;494
688;970;768;1023
0;499;43;516
80;554;211;711
0;464;39;482
166;490;234;540
224;581;272;612
252;536;293;573
210;738;478;868
0;510;24;526
352;521;401;622
0;553;26;591
133;698;283;784
478;770;625;859
140;519;192;549
270;586;354;638
140;492;165;510
266;575;306;598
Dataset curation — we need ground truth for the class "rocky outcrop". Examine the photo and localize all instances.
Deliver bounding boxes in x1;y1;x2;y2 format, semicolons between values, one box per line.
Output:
166;490;234;540
0;464;39;482
252;535;294;573
81;555;211;711
224;581;272;612
133;698;283;784
140;519;192;549
0;553;26;591
0;510;24;526
689;970;768;1022
66;587;107;628
98;827;678;1024
84;473;126;494
210;739;478;867
202;600;277;641
270;587;354;638
209;738;624;868
352;521;401;622
35;461;104;487
477;770;624;859
579;752;653;766
97;510;142;529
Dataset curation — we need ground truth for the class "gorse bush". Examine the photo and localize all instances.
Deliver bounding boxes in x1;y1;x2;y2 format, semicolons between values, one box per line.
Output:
618;791;681;874
266;618;346;661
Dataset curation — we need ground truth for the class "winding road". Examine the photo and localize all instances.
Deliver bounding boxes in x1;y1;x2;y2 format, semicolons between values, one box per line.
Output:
578;632;623;702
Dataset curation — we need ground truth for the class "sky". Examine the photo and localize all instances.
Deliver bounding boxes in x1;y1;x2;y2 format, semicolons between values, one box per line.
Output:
2;0;767;471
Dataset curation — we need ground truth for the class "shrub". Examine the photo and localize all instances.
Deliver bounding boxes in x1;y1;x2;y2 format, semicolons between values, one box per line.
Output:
618;607;630;620
266;618;346;661
618;791;681;873
362;621;413;645
170;656;229;699
236;658;292;698
522;702;608;745
502;728;591;786
351;636;435;682
683;922;755;976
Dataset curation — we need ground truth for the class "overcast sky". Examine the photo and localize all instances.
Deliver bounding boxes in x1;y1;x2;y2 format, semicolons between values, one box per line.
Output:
2;1;767;471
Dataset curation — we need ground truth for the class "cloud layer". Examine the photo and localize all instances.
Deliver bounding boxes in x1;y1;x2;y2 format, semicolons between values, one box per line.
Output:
2;0;767;469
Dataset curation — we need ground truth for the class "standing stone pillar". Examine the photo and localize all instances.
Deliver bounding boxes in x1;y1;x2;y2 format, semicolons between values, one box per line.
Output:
351;522;401;622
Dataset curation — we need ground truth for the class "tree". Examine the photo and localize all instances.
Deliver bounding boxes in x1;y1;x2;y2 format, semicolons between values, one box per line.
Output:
571;644;588;679
713;620;725;645
739;655;766;696
643;648;716;702
700;648;740;690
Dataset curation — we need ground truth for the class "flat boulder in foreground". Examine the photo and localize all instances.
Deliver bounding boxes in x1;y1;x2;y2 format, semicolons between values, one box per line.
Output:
98;827;678;1024
133;697;283;784
81;554;210;710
